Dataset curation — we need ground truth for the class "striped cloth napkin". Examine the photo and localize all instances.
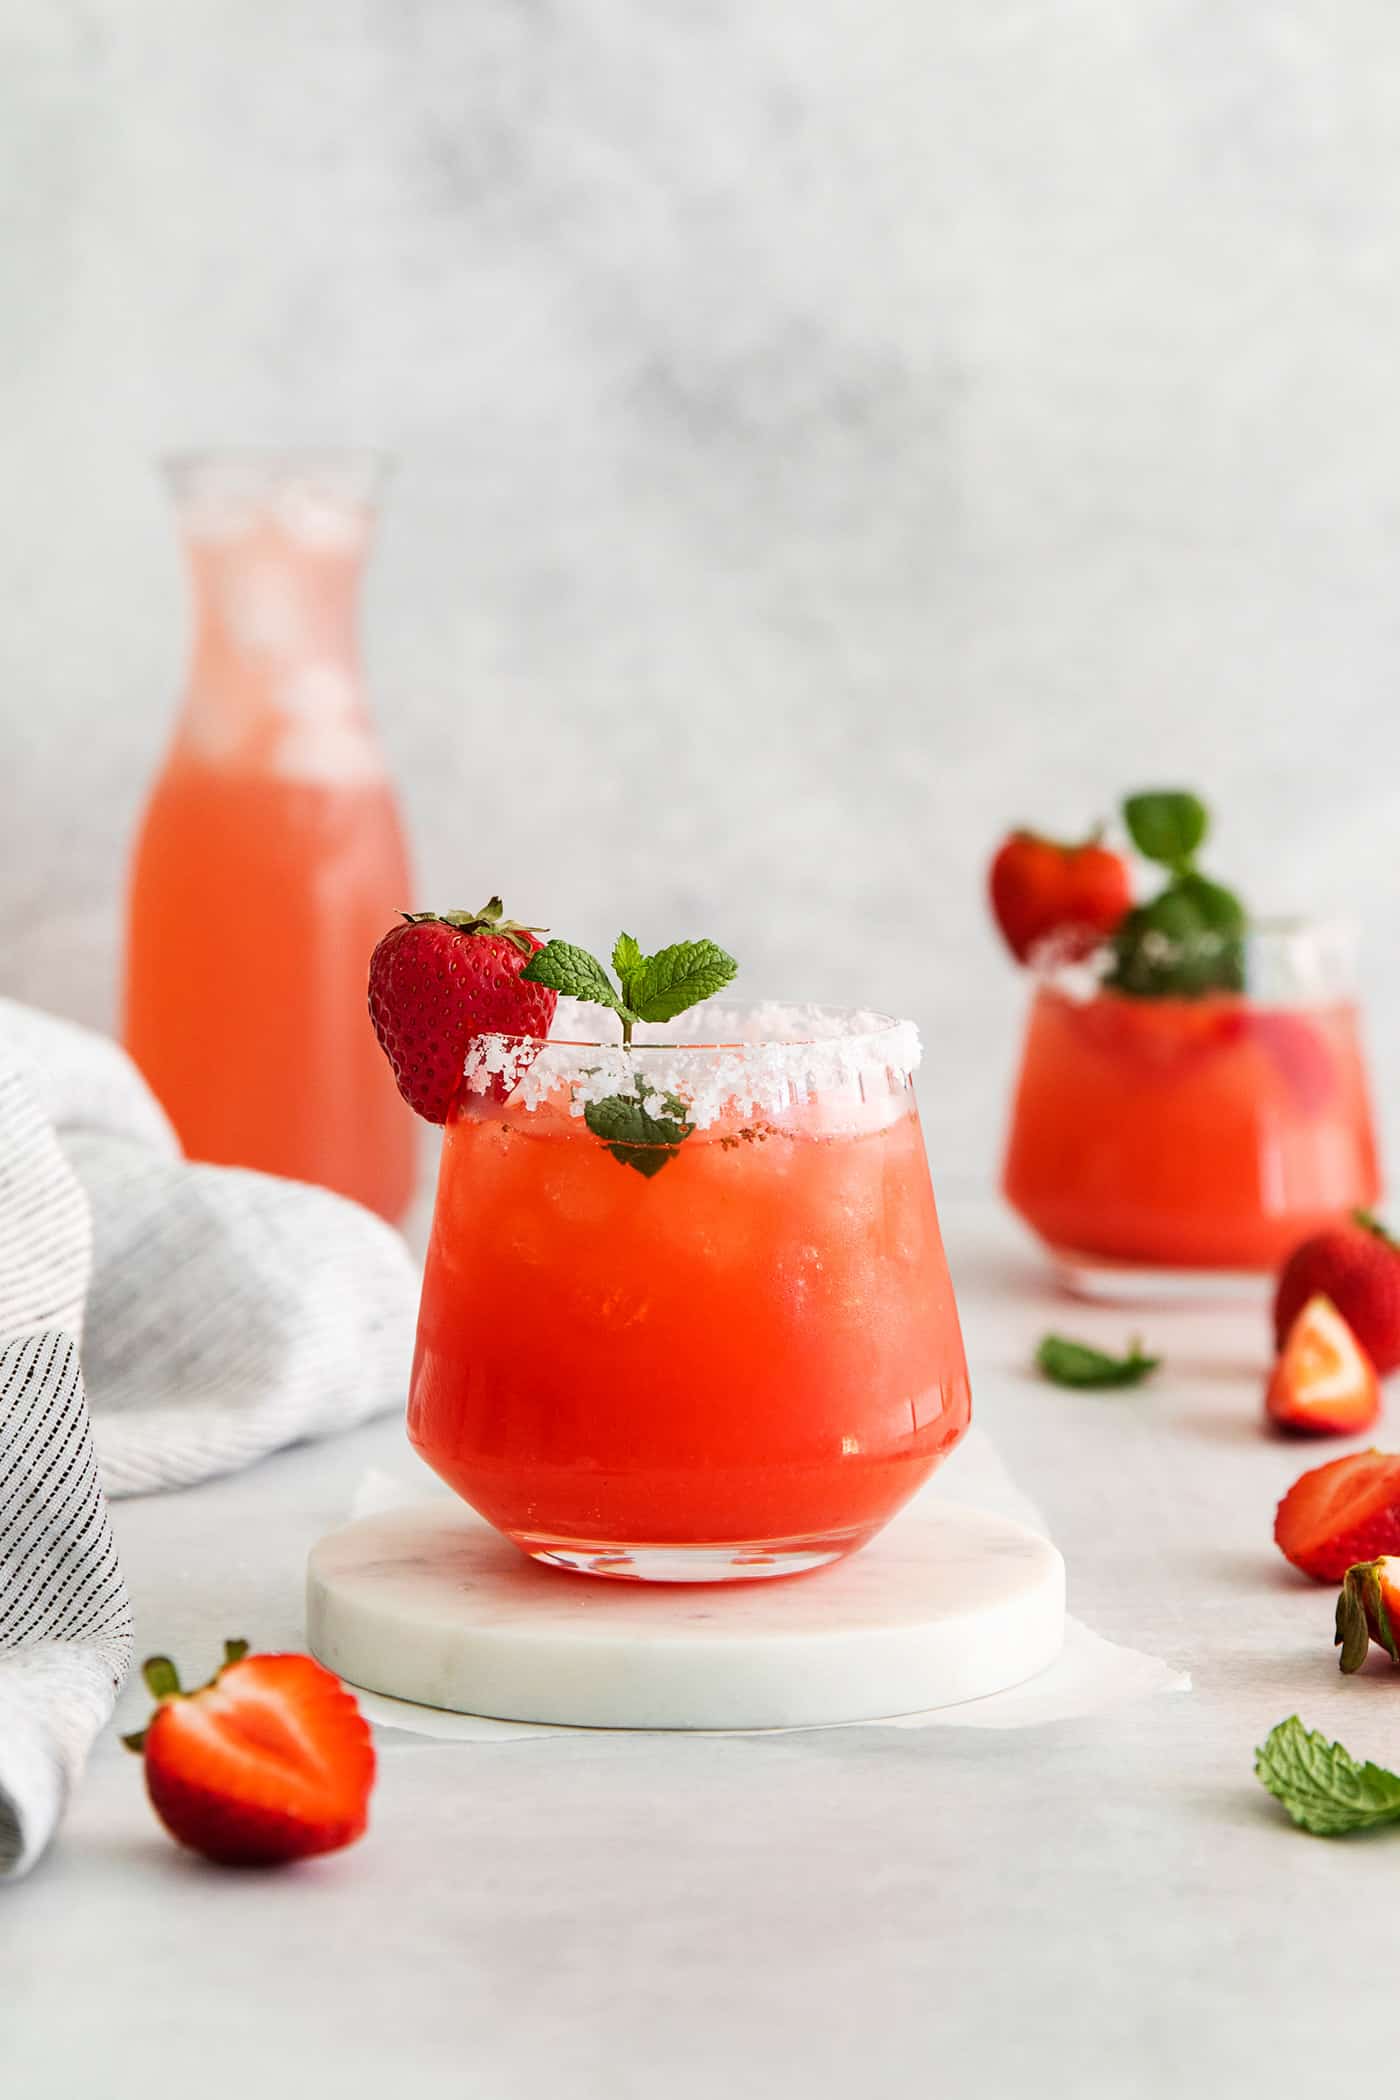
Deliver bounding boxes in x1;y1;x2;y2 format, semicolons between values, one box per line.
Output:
0;999;418;1878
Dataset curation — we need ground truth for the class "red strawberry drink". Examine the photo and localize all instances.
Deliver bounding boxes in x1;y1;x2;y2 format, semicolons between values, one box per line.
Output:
990;792;1381;1286
407;1001;971;1579
370;915;971;1581
1003;921;1379;1278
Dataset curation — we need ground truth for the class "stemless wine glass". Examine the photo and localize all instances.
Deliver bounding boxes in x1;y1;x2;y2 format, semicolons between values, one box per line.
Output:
1002;919;1381;1295
408;1002;972;1581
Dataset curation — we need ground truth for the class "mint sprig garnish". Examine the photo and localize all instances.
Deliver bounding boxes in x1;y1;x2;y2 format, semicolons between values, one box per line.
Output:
584;1083;694;1178
523;933;737;1049
1107;788;1246;998
1255;1716;1400;1836
612;932;645;992
1035;1334;1160;1389
615;938;739;1027
522;940;633;1025
521;929;738;1175
1122;791;1208;873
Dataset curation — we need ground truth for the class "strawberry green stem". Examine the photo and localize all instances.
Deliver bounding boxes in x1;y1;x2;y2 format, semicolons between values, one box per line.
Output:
122;1639;251;1753
400;898;547;959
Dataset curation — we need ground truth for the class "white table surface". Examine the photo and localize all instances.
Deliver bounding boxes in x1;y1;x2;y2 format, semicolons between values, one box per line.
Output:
4;1194;1385;2098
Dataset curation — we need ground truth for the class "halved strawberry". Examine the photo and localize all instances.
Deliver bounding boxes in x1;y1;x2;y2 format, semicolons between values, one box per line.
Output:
368;896;558;1123
1249;1013;1337;1115
1274;1449;1400;1582
1274;1213;1400;1375
125;1641;375;1866
1266;1295;1380;1437
1335;1557;1400;1672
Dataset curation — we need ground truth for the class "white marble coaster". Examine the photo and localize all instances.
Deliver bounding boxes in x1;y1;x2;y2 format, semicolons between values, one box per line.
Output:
306;1498;1066;1732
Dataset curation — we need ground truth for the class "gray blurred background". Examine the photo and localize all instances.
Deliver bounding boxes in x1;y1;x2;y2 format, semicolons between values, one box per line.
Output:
5;1;1399;1189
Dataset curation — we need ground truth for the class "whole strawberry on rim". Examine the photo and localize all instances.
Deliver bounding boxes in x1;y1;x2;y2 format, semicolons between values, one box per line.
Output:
368;896;558;1123
988;827;1132;965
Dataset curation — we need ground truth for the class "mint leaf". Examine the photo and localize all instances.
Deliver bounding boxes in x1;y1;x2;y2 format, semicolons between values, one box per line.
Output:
584;1086;693;1177
1175;870;1246;936
627;940;738;1025
1106;874;1246;999
612;932;645;1008
1123;790;1209;871
1255;1716;1400;1836
1035;1334;1159;1389
523;928;739;1046
521;940;633;1023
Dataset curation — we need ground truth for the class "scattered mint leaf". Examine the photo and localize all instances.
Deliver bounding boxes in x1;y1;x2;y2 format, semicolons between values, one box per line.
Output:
1035;1334;1160;1389
627;939;738;1025
584;1086;694;1178
1255;1716;1400;1836
1123;790;1209;872
521;940;633;1023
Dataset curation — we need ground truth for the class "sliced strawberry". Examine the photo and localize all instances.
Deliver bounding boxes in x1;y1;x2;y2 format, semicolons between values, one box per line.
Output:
368;896;558;1123
1067;991;1241;1082
1274;1449;1400;1582
125;1641;375;1866
1266;1295;1380;1437
988;830;1132;965
1274;1213;1400;1375
1335;1557;1400;1671
1249;1012;1337;1115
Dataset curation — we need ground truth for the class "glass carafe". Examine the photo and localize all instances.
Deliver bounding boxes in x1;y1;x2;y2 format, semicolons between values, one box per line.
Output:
123;451;417;1222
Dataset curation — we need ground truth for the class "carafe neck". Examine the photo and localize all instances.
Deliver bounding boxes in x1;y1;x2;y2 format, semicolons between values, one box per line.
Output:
164;453;387;777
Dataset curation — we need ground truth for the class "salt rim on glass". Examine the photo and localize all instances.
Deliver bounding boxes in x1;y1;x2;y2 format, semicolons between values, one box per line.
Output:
1030;915;1358;1009
462;999;923;1127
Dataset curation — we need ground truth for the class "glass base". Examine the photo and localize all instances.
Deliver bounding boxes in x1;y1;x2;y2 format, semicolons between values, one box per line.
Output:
507;1528;876;1584
1051;1250;1271;1306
